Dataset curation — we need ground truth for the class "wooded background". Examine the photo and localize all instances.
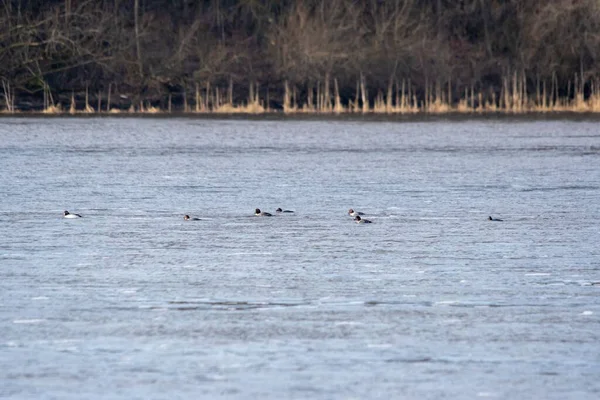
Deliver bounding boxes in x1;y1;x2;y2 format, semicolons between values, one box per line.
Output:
1;0;599;111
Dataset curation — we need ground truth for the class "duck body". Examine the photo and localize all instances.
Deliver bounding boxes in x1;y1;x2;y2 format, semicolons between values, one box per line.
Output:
63;210;82;218
276;208;294;213
184;215;201;221
348;208;365;217
255;208;272;217
488;216;503;222
354;216;372;224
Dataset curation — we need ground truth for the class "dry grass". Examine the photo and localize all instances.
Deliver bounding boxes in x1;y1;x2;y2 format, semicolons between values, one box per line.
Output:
42;104;62;114
145;105;160;114
4;74;600;115
1;79;16;113
214;102;265;114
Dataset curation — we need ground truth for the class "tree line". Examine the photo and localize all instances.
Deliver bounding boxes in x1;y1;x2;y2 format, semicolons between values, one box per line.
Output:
1;0;599;112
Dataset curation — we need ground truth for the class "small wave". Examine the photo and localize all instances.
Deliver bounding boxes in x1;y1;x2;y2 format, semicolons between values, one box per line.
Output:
518;185;599;192
367;343;393;348
13;319;46;324
384;357;434;364
160;299;307;311
434;300;459;305
334;321;364;326
228;252;273;255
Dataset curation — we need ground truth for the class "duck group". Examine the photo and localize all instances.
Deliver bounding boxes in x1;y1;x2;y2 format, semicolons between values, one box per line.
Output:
347;209;371;223
64;209;504;224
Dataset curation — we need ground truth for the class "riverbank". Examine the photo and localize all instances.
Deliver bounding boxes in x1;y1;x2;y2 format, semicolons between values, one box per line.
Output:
0;84;600;116
4;111;600;124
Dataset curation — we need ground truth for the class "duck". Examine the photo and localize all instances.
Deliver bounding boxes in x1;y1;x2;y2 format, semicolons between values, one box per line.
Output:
184;215;201;221
488;216;503;222
63;210;82;218
348;208;365;217
276;208;294;213
255;208;272;216
354;215;372;224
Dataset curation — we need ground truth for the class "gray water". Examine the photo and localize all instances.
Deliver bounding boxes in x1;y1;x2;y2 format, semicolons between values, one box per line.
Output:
0;117;599;399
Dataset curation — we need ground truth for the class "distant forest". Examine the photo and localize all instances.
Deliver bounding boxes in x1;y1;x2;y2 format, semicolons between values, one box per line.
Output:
1;0;600;112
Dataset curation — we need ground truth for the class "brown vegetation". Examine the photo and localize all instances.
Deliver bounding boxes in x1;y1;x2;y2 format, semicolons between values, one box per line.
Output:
1;0;600;113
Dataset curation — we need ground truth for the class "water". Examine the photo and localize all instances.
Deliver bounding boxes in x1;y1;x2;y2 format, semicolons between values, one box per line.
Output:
0;117;599;399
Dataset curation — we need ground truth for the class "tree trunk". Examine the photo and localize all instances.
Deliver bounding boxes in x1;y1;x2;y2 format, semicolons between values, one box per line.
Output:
134;0;143;77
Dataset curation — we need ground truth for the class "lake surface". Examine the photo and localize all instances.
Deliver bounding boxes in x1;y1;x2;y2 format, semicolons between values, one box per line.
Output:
0;116;599;399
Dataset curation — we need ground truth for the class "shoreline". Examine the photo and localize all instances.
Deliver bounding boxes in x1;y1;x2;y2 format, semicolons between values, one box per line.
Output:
3;110;600;121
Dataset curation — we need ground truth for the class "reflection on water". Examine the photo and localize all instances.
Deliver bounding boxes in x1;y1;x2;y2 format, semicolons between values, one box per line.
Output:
0;117;599;400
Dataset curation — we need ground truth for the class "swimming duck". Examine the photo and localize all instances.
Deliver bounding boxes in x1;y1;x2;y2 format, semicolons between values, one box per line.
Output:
184;215;201;221
255;208;272;216
276;208;294;213
354;216;372;224
488;216;503;222
63;210;82;218
348;208;365;217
